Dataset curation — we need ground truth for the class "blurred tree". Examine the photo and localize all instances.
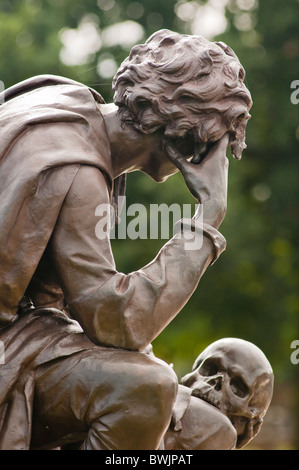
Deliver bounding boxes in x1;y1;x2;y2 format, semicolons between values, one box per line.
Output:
0;0;298;449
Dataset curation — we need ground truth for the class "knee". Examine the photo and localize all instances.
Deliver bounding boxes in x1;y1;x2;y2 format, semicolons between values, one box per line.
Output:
124;356;178;425
144;359;178;409
76;352;178;449
75;351;178;434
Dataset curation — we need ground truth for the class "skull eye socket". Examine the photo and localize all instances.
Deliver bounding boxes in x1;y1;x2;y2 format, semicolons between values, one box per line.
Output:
199;359;219;377
230;376;249;398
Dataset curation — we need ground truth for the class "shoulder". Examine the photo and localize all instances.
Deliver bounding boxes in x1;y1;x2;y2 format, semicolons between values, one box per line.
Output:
64;166;111;208
0;74;105;104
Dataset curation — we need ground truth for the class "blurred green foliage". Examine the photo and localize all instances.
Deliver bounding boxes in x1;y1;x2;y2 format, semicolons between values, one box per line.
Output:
0;0;298;448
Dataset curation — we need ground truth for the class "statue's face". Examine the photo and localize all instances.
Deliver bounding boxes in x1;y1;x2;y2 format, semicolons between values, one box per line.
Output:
180;338;274;448
162;93;250;164
167;113;229;162
145;150;180;182
114;29;252;171
142;114;231;182
139;96;249;183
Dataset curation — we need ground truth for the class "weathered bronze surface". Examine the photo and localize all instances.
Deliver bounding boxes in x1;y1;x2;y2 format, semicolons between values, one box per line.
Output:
0;29;267;451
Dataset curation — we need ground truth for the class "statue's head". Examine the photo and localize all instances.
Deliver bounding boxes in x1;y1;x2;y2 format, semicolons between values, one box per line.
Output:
180;338;274;449
113;29;252;161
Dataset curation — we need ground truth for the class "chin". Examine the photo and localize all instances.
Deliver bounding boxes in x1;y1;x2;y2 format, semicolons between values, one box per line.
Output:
145;167;179;183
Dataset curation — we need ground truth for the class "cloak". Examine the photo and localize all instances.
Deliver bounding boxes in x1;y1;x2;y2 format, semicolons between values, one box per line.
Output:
0;74;114;324
0;75;115;448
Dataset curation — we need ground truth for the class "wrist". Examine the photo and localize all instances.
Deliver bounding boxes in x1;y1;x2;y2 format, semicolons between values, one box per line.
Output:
174;218;226;264
193;199;226;230
202;222;227;264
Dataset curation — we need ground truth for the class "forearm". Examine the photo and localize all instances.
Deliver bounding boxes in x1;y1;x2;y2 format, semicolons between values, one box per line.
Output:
68;224;224;350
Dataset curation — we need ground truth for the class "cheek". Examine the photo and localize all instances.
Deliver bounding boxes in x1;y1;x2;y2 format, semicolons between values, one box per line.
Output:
161;158;179;175
148;149;179;182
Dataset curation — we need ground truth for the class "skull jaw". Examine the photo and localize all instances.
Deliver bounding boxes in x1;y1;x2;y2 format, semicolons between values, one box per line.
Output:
187;378;258;449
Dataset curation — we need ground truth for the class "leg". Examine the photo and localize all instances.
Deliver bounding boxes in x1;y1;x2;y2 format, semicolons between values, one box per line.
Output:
31;348;177;450
164;390;237;450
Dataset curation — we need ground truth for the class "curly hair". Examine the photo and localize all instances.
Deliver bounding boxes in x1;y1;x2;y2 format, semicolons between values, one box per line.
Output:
112;29;252;160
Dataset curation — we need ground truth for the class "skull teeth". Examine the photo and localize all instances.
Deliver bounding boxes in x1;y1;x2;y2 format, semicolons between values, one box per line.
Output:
191;387;222;410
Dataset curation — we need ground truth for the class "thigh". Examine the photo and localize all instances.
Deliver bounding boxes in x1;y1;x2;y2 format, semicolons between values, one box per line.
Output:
31;347;172;449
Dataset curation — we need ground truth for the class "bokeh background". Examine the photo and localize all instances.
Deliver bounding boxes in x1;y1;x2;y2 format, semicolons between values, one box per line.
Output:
0;0;298;450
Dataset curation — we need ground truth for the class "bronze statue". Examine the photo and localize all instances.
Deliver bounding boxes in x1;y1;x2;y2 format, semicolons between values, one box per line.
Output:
0;29;255;450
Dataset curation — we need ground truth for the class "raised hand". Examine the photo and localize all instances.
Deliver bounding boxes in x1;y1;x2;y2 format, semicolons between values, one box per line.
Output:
165;134;229;229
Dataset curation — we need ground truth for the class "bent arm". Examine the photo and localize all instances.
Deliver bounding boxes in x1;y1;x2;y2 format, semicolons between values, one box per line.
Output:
50;165;225;350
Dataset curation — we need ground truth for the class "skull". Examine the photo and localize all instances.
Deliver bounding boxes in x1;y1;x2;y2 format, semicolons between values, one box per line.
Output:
180;338;274;448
